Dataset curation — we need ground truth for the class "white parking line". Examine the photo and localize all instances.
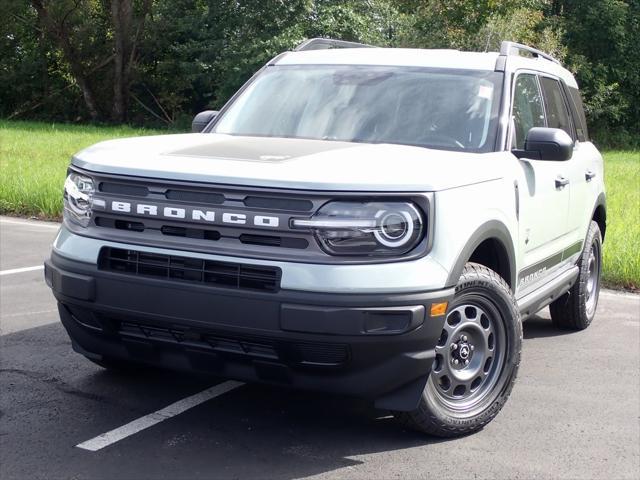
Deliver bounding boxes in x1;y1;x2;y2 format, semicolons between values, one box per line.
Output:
0;265;44;276
0;218;60;229
0;308;58;319
76;380;244;452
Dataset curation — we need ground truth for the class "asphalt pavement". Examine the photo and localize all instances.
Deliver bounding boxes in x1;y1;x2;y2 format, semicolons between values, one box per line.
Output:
1;216;639;480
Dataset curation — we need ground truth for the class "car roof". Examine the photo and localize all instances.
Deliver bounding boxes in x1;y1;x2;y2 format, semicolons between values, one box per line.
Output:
276;48;501;71
274;47;578;88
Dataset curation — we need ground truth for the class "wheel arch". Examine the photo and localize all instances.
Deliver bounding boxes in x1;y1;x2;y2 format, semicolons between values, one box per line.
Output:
592;192;607;242
445;220;516;290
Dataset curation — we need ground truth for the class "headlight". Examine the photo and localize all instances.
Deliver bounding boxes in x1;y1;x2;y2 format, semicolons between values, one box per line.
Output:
63;172;94;227
291;201;424;256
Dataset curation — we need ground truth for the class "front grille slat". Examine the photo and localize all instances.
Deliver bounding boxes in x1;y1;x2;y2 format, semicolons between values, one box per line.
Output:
165;190;225;205
99;182;149;197
99;247;280;292
94;216;309;249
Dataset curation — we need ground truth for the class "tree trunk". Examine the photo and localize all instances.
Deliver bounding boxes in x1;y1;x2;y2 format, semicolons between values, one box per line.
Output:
111;0;152;122
75;75;101;121
111;0;131;122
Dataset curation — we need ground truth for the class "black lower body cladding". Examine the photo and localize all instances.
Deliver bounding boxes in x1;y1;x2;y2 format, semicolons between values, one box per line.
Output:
45;250;453;411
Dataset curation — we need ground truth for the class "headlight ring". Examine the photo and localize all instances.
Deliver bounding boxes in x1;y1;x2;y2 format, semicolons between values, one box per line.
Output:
292;200;425;257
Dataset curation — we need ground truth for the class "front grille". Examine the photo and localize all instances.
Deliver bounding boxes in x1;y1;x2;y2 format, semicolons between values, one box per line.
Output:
98;181;313;212
99;247;281;292
81;170;432;264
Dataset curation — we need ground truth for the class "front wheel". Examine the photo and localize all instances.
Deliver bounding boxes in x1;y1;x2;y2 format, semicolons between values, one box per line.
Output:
396;263;522;437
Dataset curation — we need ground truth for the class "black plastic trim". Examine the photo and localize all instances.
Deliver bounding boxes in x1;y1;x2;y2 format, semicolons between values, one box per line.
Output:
591;192;607;241
517;265;579;319
445;220;516;289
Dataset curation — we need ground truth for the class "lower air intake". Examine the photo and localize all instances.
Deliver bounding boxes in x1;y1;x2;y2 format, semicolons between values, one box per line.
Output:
98;247;281;292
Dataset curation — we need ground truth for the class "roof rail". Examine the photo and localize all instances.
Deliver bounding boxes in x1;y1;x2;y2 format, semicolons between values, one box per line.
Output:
499;40;561;65
295;38;375;51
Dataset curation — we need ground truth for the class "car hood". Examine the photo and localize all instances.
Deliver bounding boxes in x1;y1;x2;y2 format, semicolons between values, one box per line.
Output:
72;133;505;192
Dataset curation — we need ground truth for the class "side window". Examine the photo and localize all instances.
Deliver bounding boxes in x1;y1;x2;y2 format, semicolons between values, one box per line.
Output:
567;87;589;142
512;74;545;149
539;77;574;139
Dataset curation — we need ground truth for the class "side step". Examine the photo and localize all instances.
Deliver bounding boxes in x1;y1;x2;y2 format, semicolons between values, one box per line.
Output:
517;266;579;319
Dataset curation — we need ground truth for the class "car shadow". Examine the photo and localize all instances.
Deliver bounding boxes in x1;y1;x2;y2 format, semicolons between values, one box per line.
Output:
1;322;455;480
522;314;577;339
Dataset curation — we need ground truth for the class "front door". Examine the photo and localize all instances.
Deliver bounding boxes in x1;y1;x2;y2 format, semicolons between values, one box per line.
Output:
511;72;572;290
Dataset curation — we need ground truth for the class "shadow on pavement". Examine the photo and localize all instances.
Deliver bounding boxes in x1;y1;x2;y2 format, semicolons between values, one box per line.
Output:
1;321;450;480
522;315;578;339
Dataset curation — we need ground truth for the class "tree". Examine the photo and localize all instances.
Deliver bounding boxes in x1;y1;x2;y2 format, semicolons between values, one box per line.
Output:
548;0;639;137
27;0;152;121
30;0;106;120
1;0;637;144
111;0;152;122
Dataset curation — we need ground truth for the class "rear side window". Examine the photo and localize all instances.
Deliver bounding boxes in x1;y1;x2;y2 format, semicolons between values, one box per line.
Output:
539;77;574;139
512;74;546;149
567;87;589;142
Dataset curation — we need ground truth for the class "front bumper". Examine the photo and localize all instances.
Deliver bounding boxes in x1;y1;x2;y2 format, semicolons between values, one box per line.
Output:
45;251;453;411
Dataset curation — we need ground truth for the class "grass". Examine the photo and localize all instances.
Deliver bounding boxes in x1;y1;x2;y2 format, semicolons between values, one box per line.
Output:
0;120;167;218
0;120;638;290
600;150;640;290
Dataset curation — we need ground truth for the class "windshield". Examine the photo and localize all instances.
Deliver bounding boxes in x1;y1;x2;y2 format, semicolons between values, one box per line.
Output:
213;65;503;152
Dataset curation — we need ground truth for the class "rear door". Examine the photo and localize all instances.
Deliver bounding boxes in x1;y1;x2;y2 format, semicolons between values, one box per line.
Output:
553;81;601;247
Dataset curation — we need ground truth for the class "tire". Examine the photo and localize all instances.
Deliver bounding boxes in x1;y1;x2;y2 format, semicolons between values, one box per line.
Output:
550;221;602;330
396;263;522;437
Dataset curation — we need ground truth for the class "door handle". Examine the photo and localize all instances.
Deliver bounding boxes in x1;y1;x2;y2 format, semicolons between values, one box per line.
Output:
585;170;596;182
555;176;570;189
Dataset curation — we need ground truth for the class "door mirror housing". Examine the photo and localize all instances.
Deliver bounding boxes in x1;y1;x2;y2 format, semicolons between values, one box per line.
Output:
513;127;574;161
192;110;218;133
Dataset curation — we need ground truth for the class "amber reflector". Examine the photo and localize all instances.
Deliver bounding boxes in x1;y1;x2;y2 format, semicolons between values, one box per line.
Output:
430;302;448;317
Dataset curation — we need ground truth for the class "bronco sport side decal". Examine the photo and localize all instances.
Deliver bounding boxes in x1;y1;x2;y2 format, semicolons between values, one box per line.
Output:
517;241;583;288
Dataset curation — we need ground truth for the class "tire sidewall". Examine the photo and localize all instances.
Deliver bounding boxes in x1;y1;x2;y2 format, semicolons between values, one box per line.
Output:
423;265;522;431
578;222;603;325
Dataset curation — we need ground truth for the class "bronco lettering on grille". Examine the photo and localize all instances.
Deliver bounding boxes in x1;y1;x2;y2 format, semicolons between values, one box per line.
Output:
99;200;282;229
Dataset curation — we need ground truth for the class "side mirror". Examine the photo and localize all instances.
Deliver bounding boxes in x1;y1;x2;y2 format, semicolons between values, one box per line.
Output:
191;110;218;133
513;127;574;161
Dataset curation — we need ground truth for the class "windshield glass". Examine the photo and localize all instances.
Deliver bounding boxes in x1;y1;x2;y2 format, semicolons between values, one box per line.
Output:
213;65;503;152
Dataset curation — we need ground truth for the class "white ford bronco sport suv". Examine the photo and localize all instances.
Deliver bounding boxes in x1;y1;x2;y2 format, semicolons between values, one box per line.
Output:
45;39;606;437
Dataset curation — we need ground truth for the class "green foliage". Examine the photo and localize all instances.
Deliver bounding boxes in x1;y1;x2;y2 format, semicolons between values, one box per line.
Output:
0;1;73;120
600;150;640;290
0;0;638;145
550;0;639;144
0;120;167;218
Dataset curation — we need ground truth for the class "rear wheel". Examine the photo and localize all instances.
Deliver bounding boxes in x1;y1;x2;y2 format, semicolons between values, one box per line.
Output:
550;221;602;330
396;263;522;437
